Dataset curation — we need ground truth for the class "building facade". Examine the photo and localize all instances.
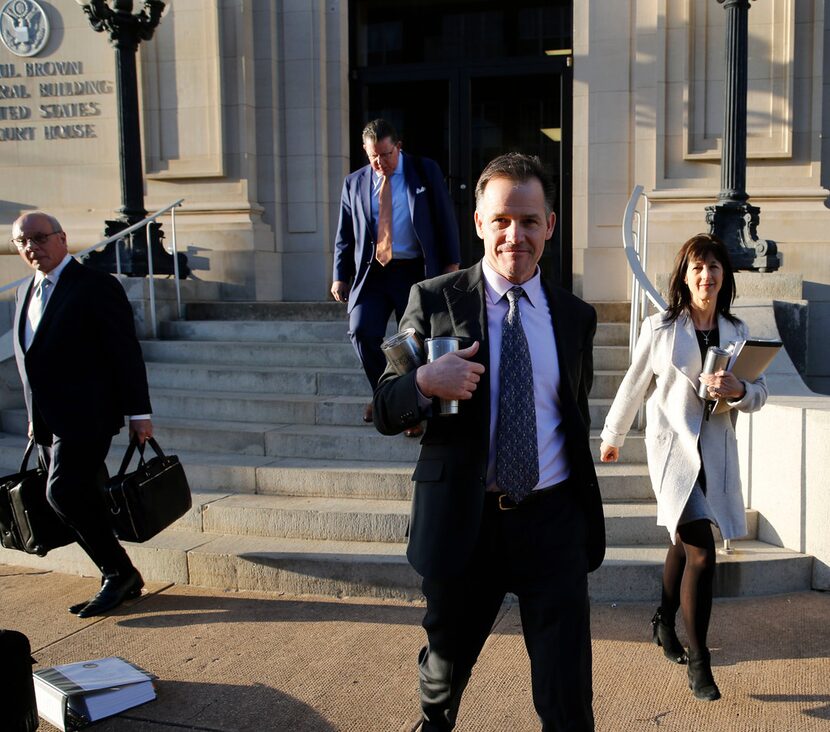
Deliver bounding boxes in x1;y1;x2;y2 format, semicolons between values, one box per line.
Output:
1;1;827;359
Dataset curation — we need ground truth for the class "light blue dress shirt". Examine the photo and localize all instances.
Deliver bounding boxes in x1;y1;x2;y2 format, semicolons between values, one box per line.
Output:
370;153;421;260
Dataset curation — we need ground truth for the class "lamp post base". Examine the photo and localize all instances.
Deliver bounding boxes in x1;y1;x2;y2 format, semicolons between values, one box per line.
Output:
705;201;781;273
82;219;190;278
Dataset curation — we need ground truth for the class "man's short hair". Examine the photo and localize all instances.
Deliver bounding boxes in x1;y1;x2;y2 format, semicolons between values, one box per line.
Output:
362;119;400;145
14;210;63;236
475;153;556;216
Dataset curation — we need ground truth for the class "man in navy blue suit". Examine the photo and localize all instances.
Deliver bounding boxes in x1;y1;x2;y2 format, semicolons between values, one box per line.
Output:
331;119;460;432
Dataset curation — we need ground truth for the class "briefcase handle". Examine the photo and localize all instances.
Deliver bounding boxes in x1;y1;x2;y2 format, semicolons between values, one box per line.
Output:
115;436;167;479
19;440;46;474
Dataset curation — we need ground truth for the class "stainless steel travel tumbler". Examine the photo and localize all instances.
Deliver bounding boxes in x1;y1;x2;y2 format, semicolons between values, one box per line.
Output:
425;336;461;415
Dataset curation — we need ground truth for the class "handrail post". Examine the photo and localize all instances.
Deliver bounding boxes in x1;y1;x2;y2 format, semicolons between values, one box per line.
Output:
115;237;123;276
144;226;158;339
170;203;183;320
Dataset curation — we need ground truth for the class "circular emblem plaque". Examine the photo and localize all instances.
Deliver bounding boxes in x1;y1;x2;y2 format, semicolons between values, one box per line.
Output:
1;0;50;57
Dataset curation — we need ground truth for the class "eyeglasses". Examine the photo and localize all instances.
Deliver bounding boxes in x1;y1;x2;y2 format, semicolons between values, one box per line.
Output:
366;149;397;163
10;231;63;250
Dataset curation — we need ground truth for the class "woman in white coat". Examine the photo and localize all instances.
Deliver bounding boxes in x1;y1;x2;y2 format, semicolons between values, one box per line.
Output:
600;234;767;701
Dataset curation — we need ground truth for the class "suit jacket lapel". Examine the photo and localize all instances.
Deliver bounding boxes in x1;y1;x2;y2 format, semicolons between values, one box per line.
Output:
15;279;34;351
445;261;488;350
359;166;373;231
543;280;577;396
402;152;417;219
445;262;490;442
671;311;715;390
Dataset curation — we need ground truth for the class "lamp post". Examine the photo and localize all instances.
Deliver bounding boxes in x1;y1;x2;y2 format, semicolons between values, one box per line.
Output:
75;0;187;277
705;0;780;272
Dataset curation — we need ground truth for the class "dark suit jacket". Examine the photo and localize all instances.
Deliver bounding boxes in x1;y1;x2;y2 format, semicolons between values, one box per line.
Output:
332;152;460;312
14;258;152;444
373;262;606;579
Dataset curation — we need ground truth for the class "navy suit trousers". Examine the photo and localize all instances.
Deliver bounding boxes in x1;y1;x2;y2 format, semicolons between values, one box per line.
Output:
349;258;424;389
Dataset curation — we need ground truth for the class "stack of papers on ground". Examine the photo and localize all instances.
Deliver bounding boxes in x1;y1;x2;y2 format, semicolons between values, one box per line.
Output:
33;656;156;731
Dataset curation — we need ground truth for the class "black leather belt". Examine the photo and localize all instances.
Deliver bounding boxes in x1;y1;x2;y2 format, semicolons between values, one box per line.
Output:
488;479;571;511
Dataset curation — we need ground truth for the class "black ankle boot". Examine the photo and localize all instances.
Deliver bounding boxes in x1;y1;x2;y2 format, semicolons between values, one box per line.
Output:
687;648;721;701
651;607;687;664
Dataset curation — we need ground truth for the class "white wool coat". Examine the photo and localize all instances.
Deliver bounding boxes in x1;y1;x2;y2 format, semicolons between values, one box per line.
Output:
600;311;768;540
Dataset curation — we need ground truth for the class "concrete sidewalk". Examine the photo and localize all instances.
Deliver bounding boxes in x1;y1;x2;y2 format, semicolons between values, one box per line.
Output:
2;564;828;732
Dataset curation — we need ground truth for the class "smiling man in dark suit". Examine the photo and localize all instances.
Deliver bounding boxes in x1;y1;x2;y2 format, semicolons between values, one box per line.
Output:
11;211;153;618
374;154;606;731
331;119;460;434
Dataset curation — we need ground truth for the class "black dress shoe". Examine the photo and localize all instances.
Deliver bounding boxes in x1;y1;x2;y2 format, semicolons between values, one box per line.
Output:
77;570;144;618
68;600;88;615
69;576;107;614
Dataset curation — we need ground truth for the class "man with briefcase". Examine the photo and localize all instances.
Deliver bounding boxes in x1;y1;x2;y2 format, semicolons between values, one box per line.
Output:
11;211;153;619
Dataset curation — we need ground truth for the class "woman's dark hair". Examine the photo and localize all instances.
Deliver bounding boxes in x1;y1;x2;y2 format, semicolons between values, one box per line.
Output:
666;233;740;324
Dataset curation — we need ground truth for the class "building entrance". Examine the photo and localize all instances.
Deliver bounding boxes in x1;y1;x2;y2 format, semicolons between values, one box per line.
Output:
350;0;573;287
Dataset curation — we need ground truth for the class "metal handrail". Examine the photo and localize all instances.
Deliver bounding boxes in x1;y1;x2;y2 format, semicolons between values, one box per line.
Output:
1;199;185;338
622;185;667;336
621;186;666;431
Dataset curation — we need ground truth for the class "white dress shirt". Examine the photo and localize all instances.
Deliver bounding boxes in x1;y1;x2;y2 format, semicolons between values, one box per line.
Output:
24;252;72;351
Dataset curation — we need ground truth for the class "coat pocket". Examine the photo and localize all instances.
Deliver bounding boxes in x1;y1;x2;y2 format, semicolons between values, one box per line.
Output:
722;429;739;494
646;431;675;495
412;459;444;483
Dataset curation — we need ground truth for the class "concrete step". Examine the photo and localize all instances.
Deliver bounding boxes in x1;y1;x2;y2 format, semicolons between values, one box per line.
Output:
594;345;630;371
597;464;653;501
590;433;646;463
0;410;282;456
602;504;760;545
143;340;627;374
2;394;612;440
160;320;352;343
589;541;813;602
0;411;645;471
146;362;370;397
140;339;360;369
595;322;627;347
200;494;410;544
185;301;346;321
166;490;761;547
1;535;809;602
590;371;625;399
146;389;376;426
263;424;422;461
184;301;632;324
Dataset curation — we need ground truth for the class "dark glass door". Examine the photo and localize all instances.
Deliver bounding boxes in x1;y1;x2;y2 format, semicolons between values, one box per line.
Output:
351;1;573;287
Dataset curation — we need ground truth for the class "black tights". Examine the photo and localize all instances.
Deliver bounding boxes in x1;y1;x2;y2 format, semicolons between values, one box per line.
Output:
660;519;716;653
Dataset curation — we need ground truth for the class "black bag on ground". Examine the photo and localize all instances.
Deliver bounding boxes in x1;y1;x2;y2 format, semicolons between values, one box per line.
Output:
0;441;74;556
102;437;191;543
0;629;39;731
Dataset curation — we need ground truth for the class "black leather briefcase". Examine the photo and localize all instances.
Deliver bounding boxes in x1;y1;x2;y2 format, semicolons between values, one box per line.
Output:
102;437;191;543
1;441;75;556
0;629;39;732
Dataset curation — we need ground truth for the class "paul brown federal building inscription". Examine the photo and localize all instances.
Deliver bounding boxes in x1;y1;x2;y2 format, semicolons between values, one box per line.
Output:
0;61;113;142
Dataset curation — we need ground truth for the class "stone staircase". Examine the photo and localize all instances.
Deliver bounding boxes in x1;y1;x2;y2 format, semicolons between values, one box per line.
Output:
0;302;813;601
